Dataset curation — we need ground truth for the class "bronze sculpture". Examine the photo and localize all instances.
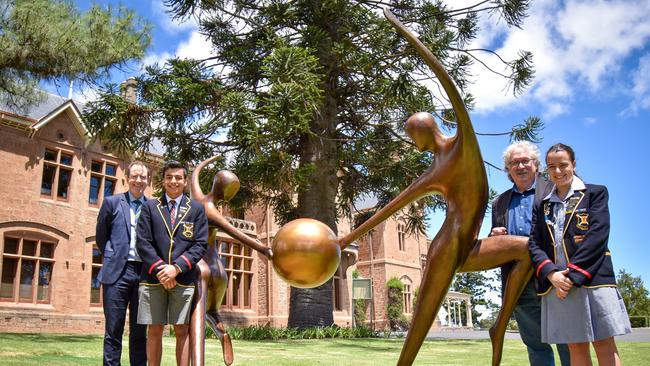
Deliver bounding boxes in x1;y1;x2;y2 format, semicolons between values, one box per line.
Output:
332;9;534;365
189;156;271;366
187;9;533;365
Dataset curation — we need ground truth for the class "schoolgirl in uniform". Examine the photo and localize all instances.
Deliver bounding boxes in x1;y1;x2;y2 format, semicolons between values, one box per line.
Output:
528;143;631;365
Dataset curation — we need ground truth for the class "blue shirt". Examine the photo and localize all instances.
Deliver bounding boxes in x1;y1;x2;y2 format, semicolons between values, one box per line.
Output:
507;181;536;236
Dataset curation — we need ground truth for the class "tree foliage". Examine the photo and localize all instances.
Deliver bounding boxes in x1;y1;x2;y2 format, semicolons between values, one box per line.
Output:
617;269;650;316
84;0;537;328
0;0;151;109
386;277;408;330
452;270;499;324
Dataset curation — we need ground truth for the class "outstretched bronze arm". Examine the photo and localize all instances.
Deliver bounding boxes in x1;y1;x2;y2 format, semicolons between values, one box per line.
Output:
190;155;272;259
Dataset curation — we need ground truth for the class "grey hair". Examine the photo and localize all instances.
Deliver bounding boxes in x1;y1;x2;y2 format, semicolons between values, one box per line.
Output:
502;141;541;181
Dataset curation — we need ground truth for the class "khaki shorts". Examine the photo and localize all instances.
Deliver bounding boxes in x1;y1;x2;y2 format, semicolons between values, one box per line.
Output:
137;284;195;325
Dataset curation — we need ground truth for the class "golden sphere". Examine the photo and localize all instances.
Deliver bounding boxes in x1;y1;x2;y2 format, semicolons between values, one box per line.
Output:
271;218;341;288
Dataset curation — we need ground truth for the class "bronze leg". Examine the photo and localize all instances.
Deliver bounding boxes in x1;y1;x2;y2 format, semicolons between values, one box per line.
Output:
206;312;234;365
190;259;210;366
460;236;532;366
206;255;232;365
397;231;463;365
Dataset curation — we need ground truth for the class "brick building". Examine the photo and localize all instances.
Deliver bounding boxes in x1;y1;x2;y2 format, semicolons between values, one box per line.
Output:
0;92;469;334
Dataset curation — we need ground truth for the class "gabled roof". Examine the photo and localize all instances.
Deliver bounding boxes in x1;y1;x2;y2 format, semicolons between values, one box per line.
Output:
29;99;87;142
0;92;69;120
0;91;89;145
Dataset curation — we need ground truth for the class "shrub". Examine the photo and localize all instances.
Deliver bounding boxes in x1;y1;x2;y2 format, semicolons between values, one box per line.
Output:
630;316;649;328
386;277;408;331
354;299;367;326
223;325;378;340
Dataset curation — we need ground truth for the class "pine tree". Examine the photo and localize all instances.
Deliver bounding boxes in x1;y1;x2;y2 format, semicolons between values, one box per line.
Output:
84;0;539;328
0;0;151;109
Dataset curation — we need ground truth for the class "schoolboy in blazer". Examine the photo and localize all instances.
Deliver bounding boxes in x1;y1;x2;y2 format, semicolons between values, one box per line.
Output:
136;160;207;366
528;181;616;295
136;193;208;286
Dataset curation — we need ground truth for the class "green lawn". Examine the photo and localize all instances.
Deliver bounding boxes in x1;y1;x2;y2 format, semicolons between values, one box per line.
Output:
1;333;649;365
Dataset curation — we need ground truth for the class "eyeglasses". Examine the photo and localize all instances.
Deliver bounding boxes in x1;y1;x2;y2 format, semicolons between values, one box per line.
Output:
508;158;533;168
129;174;148;182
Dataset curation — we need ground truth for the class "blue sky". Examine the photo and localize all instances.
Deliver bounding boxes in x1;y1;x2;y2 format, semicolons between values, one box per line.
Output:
63;0;650;289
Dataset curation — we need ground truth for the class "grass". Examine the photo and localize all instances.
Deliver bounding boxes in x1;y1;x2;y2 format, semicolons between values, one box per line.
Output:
1;333;649;365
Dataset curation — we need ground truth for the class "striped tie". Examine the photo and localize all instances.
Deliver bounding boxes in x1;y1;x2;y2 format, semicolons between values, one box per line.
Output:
169;200;176;227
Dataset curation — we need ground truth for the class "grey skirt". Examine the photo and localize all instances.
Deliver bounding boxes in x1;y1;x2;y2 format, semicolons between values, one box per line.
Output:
541;286;631;344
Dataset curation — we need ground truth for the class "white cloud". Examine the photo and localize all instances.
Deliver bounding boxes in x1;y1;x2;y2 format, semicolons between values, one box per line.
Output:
136;2;211;71
150;0;199;35
621;52;650;115
464;0;650;117
175;31;215;60
138;30;214;72
140;51;173;70
72;87;100;104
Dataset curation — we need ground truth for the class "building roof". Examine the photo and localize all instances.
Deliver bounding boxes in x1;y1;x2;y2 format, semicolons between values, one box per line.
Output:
0;90;89;145
0;91;77;121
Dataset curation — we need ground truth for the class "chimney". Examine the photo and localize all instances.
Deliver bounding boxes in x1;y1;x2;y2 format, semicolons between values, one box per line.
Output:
119;77;138;104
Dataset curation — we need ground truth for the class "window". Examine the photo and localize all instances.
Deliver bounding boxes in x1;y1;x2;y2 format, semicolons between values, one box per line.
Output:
332;273;342;311
402;283;412;314
89;160;117;206
41;148;73;201
1;235;55;304
397;223;406;251
219;240;253;309
90;243;103;306
401;276;413;314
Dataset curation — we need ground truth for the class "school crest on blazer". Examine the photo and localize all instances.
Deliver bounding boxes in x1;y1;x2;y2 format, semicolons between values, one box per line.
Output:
182;222;194;238
576;213;589;231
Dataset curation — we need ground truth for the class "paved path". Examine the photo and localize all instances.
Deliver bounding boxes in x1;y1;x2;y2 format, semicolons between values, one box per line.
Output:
423;328;650;342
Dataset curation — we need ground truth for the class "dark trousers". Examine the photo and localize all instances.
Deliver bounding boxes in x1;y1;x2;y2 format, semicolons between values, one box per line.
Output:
514;281;571;366
102;261;147;366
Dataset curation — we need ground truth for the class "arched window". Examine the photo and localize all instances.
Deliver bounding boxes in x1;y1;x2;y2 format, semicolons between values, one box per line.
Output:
1;233;56;304
400;276;413;314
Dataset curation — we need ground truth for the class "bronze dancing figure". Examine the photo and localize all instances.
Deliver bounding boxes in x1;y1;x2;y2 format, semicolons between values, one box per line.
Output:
189;156;271;365
335;9;534;365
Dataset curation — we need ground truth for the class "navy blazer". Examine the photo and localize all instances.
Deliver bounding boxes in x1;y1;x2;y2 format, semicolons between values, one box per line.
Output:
136;194;208;286
529;183;616;295
491;177;552;290
96;192;148;285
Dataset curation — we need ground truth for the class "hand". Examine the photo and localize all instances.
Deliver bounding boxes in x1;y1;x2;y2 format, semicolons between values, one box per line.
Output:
156;264;179;284
547;269;573;299
490;227;507;236
161;278;177;290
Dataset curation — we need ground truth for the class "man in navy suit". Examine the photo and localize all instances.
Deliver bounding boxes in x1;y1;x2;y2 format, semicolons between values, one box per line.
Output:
96;161;150;366
136;160;207;366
